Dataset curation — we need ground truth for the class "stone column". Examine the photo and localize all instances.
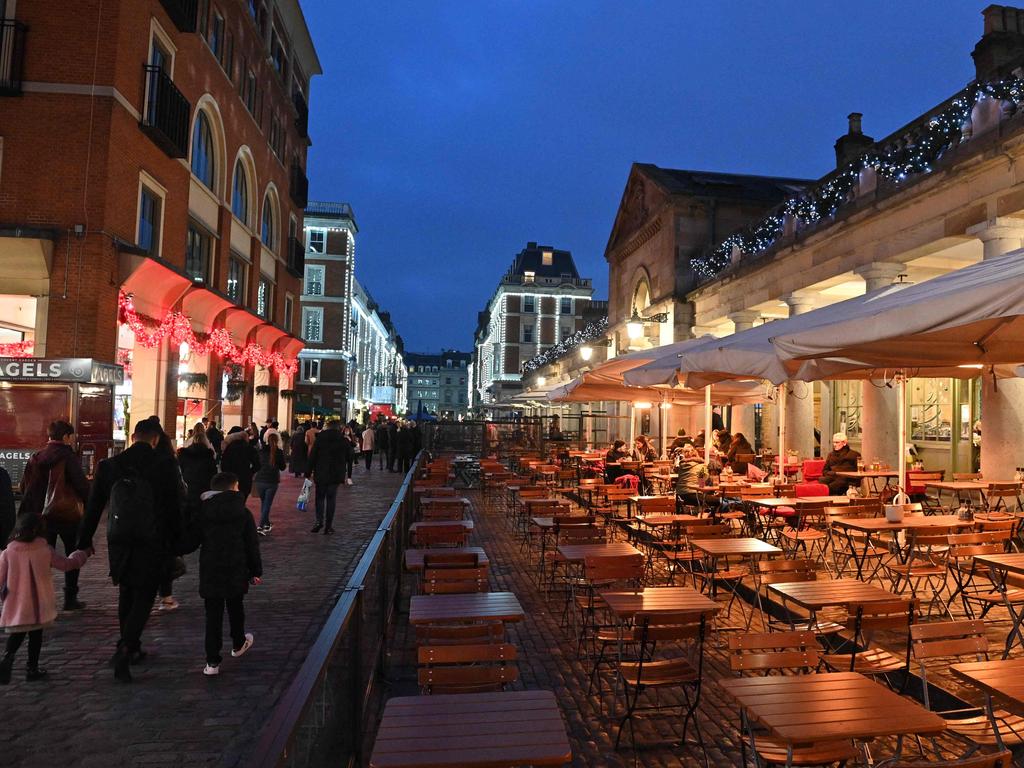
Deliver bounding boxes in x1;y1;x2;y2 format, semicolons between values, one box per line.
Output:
856;262;906;468
727;311;761;445
969;219;1024;479
782;293;817;459
130;337;177;434
729;310;761;333
252;365;272;425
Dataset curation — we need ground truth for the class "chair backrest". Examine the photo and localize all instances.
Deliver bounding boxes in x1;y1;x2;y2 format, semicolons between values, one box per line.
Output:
755;558;818;585
728;630;821;673
987;482;1021;497
686;523;732;538
421;502;467;521
416;620;504;646
773;483;796;497
953;472;982;481
884;751;1012;768
417;643;518;694
847;599;915;636
630;611;706;644
584;554;645;585
422;552;480;569
638;496;675;515
420;487;458;498
946;531;1010;561
802;459;826;481
739;487;773;499
906;470;944;494
552;514;596;526
413;524;469;548
555;523;605;544
910;619;988;661
421;567;489;594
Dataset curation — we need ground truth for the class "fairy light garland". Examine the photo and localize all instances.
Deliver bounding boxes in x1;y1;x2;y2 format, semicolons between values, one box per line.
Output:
521;317;609;373
690;74;1024;284
118;292;298;378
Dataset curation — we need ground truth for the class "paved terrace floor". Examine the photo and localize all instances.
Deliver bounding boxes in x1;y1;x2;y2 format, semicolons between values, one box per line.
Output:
2;464;404;768
380;486;982;768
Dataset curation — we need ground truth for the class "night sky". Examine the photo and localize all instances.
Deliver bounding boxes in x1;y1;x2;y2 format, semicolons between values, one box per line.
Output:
302;1;982;353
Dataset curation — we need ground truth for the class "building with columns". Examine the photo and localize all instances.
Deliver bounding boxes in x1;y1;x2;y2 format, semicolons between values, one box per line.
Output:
522;4;1024;480
0;0;320;443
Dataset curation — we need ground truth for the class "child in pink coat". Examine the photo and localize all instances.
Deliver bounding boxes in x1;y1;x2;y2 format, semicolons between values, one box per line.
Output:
0;512;90;684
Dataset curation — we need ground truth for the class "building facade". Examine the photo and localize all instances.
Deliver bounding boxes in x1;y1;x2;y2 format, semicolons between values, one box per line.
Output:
295;200;356;418
347;278;406;420
405;350;472;419
472;242;595;409
0;0;320;442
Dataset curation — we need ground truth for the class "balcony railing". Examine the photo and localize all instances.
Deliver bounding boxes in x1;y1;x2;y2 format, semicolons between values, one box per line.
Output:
0;20;27;96
140;65;190;158
286;236;305;278
158;0;198;33
290;161;309;208
293;90;309;139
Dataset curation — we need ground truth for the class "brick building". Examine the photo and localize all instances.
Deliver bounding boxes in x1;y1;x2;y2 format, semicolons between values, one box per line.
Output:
0;0;319;442
404;350;472;419
472;242;594;409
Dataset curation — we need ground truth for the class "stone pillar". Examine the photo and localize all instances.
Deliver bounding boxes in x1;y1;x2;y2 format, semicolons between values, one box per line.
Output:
818;381;832;453
130;337;177;432
856;262;905;468
252;365;272;424
970;219;1024;479
782;293;817;460
729;310;761;333
278;372;294;430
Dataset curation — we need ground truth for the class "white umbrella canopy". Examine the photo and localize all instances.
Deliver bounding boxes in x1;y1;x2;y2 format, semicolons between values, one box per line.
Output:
771;250;1024;370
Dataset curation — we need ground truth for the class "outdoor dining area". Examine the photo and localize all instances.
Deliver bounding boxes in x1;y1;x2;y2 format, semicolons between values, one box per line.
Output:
366;255;1024;767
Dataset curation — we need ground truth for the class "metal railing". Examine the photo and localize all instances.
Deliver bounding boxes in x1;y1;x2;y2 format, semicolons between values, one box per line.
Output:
0;20;27;96
290;161;309;208
158;0;198;33
250;451;425;768
140;65;191;158
293;90;309;139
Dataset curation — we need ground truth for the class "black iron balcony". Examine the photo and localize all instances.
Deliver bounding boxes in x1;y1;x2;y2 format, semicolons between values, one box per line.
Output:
286;236;305;278
140;65;191;158
293;90;309;139
0;20;27;96
290;161;309;208
158;0;198;33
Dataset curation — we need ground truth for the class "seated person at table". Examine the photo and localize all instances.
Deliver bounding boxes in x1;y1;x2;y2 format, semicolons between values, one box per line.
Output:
631;435;658;462
692;430;706;450
820;433;861;494
726;432;754;474
605;440;630;483
715;430;732;456
674;446;708;507
548;415;563;441
668;428;689;452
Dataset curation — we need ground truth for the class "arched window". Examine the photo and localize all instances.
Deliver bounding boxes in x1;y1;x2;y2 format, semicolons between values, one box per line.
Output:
261;195;276;249
232;160;249;224
191;112;215;190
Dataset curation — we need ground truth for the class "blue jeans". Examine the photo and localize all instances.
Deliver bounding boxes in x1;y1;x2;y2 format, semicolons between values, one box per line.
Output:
314;483;339;527
255;482;278;527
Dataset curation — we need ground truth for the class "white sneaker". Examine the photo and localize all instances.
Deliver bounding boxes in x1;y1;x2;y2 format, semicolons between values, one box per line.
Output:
231;633;254;658
203;664;220;676
345;478;353;486
157;596;179;611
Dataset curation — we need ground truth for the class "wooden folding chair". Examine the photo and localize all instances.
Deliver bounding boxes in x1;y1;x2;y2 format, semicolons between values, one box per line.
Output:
418;643;518;694
821;599;915;692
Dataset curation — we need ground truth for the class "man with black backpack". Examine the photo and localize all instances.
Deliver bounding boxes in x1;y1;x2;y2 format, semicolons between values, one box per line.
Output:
78;419;184;683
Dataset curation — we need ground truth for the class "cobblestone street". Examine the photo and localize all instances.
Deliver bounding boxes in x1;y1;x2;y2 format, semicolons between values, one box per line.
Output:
1;466;404;768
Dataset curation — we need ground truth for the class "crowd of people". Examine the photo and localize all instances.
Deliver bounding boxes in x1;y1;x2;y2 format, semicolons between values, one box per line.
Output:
0;413;424;686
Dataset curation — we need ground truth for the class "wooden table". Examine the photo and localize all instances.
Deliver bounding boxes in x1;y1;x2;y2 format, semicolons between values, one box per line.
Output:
749;496;851;509
409;591;525;625
768;579;897;632
599;586;720;618
951;657;1024;749
420;497;471;519
924;479;993;506
690;538;781;557
720;672;945;766
832;514;971;580
973;553;1024;656
836;469;899;496
369;690;572;768
635;514;703;527
404;547;489;572
556;541;641;563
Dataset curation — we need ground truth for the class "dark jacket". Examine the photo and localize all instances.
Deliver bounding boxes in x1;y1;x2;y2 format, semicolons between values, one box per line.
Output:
177;443;218;514
181;490;261;599
206;426;224;457
254;445;287;485
375;424;389;450
0;466;14;549
306;428;349;486
288;429;308;475
727;438;754;472
78;441;185;586
221;433;260;493
18;441;90;517
822;444;861;479
386;423;399;456
396;427;415;459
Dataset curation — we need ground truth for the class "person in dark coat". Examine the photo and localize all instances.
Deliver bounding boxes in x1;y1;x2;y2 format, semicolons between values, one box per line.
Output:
0;466;15;550
220;427;260;499
396;423;415;473
77;418;185;682
19;420;91;610
386;420;399;472
305;420;348;534
820;433;862;494
177;427;218;519
180;472;261;676
206;421;224;461
289;425;308;477
375;421;389;470
726;432;754;474
253;433;286;534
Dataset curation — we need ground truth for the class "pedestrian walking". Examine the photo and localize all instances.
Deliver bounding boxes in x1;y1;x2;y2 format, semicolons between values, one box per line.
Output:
0;466;14;549
253;433;286;535
177;425;218;518
341;424;358;486
19;420;91;610
180;472;261;676
361;424;375;471
77;418;185;682
206;420;224;462
221;427;261;499
305;420;347;534
0;512;91;684
375;420;389;470
397;422;415;473
387;420;399;472
289;423;308;477
146;417;188;612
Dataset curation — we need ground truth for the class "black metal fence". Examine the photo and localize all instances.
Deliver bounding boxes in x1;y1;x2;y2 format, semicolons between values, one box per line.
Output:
250;451;425;768
141;64;191;158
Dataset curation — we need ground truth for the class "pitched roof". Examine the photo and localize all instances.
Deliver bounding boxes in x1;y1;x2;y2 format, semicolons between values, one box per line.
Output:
507;242;580;279
636;164;812;203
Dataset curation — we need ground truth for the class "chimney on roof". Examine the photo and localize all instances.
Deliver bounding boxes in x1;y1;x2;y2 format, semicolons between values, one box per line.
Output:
834;112;875;169
973;5;1024;81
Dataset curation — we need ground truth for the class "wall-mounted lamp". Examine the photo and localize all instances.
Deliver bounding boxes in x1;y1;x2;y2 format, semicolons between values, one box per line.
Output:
626;305;669;340
633;401;652;409
579;345;593;361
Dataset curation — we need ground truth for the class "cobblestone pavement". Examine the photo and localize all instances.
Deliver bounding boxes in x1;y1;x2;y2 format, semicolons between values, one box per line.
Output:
1;464;404;768
382;487;974;768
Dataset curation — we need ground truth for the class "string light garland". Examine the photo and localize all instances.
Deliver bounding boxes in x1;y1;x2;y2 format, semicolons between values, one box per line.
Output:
521;317;609;373
118;292;298;378
690;74;1024;284
0;340;34;358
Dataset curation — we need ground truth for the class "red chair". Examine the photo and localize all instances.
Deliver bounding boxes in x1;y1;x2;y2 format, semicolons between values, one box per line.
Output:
795;482;829;498
802;459;826;483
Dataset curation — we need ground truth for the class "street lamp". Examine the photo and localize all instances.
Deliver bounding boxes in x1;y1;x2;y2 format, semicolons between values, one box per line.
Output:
626;306;669;340
579;345;593;361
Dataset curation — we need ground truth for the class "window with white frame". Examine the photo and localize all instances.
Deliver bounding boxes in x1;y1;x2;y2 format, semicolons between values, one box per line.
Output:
283;294;293;333
301;307;323;342
522;324;534;343
301;358;320;382
137;184;162;256
522;295;535;313
304;264;325;295
560;296;572;314
307;228;326;253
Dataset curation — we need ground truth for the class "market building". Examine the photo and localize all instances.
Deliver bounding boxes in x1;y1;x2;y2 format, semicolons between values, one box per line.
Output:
404;350;472;419
471;242;595;411
521;4;1024;480
0;0;320;447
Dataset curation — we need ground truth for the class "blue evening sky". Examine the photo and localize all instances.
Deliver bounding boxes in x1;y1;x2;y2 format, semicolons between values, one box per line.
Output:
302;1;982;353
